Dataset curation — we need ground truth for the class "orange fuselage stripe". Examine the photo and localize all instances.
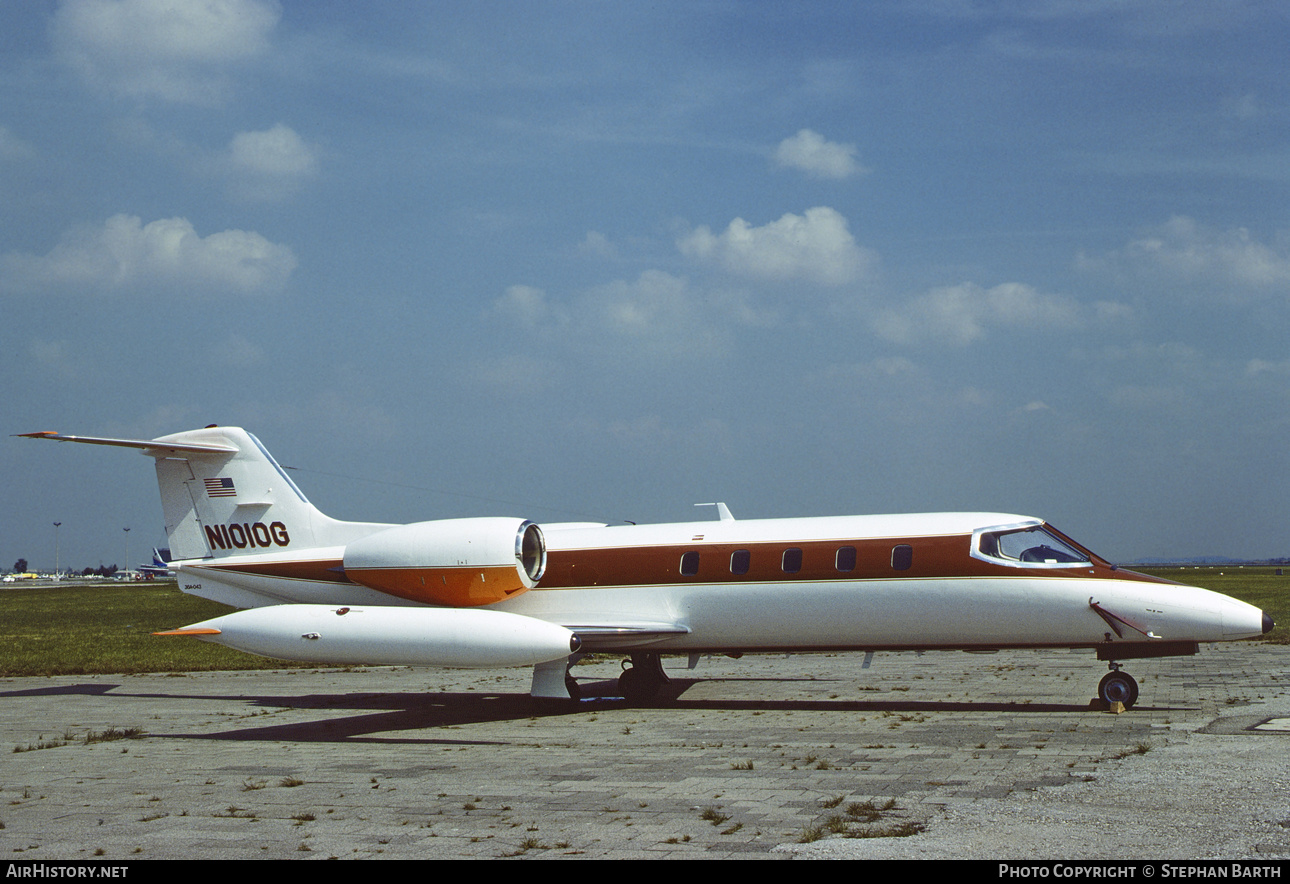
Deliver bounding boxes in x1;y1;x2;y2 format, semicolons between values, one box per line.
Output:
344;565;529;607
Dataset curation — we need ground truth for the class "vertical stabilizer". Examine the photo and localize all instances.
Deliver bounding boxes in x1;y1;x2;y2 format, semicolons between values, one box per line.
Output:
148;427;325;559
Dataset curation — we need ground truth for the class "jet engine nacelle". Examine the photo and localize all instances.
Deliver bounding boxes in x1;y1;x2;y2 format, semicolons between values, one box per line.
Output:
342;517;546;607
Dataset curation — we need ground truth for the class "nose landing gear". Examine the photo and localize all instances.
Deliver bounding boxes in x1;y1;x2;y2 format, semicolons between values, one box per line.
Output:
1098;665;1139;708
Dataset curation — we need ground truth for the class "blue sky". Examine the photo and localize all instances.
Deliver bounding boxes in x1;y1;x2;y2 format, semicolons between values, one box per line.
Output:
4;0;1288;571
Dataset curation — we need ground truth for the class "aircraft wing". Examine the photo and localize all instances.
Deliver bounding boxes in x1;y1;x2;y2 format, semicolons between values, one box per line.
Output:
564;621;690;652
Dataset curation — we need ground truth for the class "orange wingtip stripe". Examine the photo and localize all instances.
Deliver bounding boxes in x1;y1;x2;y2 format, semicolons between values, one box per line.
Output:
153;627;222;636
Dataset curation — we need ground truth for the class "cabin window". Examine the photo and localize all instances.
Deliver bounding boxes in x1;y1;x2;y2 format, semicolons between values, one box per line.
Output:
680;551;700;576
891;544;913;571
782;548;803;574
972;523;1091;569
835;546;856;572
730;549;750;575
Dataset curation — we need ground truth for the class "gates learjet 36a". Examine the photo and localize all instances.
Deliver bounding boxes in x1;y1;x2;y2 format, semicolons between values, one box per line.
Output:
20;426;1273;708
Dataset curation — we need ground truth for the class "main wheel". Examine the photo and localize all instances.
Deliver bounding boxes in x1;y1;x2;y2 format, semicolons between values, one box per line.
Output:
1098;671;1139;708
617;666;660;704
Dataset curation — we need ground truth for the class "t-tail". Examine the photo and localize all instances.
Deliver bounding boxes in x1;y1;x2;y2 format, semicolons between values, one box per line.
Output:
16;427;389;562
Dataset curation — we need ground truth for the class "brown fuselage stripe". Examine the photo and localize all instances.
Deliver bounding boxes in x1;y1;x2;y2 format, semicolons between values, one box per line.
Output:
195;532;1169;602
196;559;348;583
537;533;1164;588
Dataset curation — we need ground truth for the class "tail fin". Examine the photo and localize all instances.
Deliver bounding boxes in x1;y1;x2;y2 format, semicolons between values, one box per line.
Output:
151;426;326;559
18;427;385;561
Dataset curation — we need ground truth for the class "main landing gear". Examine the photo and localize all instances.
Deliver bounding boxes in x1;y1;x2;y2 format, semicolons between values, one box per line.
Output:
530;653;672;703
618;652;670;704
1098;664;1139;708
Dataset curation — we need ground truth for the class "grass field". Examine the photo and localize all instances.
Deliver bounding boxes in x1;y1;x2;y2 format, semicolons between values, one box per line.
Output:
0;580;298;676
1;570;1284;677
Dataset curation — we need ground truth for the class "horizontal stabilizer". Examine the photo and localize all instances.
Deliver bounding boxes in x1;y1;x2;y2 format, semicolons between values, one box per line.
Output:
15;431;237;456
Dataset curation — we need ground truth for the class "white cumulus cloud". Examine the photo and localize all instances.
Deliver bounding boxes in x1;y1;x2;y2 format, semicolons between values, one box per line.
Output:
871;282;1086;346
678;207;876;286
230;124;318;177
1078;216;1290;299
774;129;867;179
491;270;771;360
492;284;563;327
225;123;319;200
0;214;296;295
52;0;281;104
577;231;617;259
592;270;697;338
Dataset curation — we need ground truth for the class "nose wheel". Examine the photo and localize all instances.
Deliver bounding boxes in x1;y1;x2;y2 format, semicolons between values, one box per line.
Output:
1098;668;1139;708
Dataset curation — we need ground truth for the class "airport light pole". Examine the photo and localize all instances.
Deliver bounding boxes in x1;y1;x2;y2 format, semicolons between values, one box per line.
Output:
53;522;61;582
123;527;130;579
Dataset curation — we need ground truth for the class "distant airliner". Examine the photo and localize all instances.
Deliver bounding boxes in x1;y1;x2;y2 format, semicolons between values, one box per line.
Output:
137;547;172;578
20;426;1273;707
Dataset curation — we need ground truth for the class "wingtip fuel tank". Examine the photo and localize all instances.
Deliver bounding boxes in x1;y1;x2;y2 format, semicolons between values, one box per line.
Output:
159;605;580;669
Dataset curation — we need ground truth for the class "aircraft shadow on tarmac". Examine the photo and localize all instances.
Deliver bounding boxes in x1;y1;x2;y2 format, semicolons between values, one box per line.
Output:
1;677;1178;745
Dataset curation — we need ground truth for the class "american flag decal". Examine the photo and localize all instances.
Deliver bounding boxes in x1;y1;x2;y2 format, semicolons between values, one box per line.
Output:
204;477;236;498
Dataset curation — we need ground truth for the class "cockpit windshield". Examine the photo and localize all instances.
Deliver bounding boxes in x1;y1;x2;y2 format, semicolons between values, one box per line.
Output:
972;522;1092;569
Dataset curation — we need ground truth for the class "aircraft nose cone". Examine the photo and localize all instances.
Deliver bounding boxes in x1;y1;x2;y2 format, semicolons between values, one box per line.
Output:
1264;612;1275;635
